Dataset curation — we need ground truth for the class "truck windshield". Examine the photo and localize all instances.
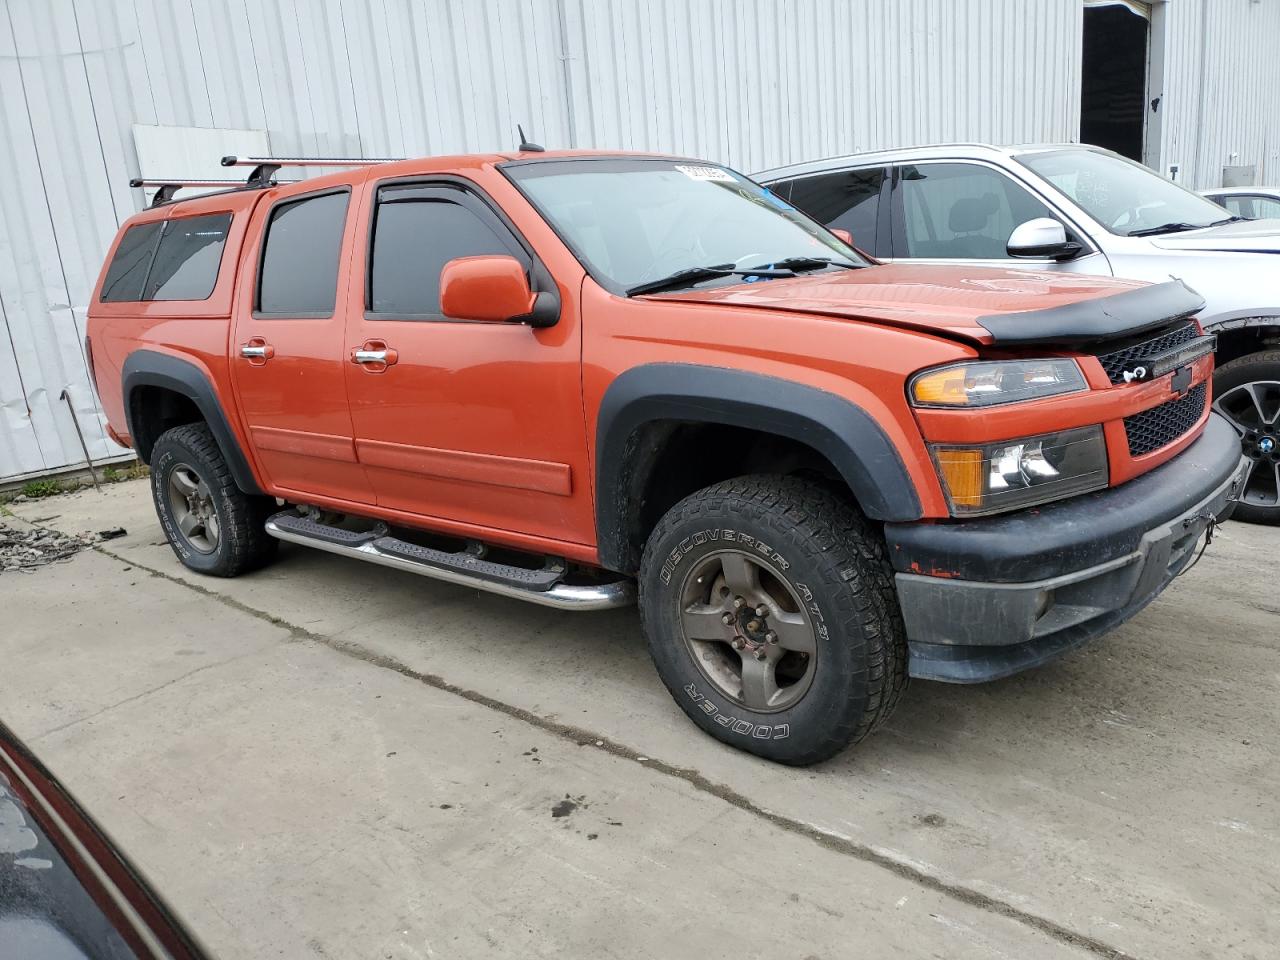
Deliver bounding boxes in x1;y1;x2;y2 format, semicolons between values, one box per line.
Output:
1017;148;1233;237
502;158;864;294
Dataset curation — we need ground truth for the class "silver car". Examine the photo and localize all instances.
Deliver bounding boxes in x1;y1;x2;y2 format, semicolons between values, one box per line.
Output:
1200;186;1280;222
756;144;1280;523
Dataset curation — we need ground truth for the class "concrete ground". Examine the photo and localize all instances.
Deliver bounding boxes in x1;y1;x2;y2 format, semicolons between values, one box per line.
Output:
1;479;1276;960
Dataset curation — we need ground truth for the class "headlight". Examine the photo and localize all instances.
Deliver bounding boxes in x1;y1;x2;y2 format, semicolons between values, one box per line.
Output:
931;425;1108;516
910;359;1086;408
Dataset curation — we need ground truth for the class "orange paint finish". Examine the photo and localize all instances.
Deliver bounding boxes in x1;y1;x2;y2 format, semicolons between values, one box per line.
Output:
87;149;1216;567
354;438;572;497
439;255;537;322
578;277;972;521
661;264;1149;345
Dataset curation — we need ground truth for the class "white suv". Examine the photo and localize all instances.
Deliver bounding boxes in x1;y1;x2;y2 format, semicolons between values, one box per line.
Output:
757;144;1280;524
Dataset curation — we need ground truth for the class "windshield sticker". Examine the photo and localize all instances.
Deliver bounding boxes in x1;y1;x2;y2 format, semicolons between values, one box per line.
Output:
675;164;737;183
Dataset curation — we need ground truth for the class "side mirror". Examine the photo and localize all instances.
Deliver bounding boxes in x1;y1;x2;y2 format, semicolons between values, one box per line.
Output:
830;228;854;246
440;255;539;323
1006;218;1082;260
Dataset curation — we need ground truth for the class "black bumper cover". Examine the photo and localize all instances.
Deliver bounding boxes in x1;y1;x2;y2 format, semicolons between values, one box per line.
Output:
885;414;1248;683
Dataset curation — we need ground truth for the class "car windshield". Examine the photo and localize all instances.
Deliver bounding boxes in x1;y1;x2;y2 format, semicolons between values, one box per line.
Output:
502;157;864;294
1017;148;1233;236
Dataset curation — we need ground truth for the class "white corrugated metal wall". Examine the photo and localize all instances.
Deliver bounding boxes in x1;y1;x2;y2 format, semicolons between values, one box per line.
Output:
1156;0;1280;190
0;0;1273;481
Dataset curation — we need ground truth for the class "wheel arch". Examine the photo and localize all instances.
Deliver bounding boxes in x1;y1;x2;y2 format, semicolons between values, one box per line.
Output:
121;349;265;496
1201;312;1280;367
594;364;923;574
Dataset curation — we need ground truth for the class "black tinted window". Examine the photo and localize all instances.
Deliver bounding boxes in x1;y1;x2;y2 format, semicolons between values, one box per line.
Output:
145;213;232;301
258;192;349;315
100;222;162;302
784;169;884;253
370;198;519;316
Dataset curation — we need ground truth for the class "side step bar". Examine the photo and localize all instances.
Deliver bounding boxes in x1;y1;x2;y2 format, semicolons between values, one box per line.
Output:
264;512;634;611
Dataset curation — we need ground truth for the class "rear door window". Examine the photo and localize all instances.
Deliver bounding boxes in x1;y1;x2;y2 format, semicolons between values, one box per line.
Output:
257;191;350;316
100;221;163;302
780;168;886;254
145;213;232;301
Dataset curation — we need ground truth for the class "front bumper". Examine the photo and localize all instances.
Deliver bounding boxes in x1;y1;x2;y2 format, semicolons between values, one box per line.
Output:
885;414;1249;683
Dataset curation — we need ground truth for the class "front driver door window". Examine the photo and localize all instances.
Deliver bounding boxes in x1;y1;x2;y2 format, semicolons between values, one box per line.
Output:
893;162;1060;261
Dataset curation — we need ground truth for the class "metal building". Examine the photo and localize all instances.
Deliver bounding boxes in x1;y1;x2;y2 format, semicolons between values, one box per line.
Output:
2;0;1277;483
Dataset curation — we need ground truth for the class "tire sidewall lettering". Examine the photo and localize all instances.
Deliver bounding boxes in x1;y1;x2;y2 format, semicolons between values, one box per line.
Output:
682;682;790;740
660;527;791;585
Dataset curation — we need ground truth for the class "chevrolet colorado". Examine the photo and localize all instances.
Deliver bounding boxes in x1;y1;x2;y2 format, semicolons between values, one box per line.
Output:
87;152;1246;764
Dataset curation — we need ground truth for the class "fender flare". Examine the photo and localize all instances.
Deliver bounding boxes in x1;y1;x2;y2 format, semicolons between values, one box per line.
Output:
1199;310;1280;336
121;350;265;496
594;364;923;573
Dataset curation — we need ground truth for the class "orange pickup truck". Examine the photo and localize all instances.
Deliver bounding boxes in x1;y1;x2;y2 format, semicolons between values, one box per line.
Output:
87;151;1246;764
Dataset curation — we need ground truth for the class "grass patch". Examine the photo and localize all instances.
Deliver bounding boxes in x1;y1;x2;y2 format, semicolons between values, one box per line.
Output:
20;479;63;499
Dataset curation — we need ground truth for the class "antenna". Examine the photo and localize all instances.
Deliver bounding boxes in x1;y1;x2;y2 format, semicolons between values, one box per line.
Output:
516;125;545;153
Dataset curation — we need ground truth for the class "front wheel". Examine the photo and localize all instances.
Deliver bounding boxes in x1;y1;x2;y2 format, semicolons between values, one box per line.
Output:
639;475;908;765
1213;350;1280;525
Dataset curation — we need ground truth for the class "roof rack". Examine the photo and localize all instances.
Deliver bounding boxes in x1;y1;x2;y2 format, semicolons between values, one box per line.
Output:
131;154;406;209
129;177;295;207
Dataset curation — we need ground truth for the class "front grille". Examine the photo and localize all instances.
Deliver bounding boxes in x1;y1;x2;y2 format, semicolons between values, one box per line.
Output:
1124;382;1208;456
1095;321;1199;385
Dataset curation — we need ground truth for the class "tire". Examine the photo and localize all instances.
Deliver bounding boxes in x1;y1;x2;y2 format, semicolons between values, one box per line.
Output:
639;475;908;765
149;423;279;576
1212;350;1280;525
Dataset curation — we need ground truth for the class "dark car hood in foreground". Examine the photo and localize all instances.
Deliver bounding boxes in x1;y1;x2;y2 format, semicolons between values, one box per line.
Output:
0;720;209;959
648;263;1196;346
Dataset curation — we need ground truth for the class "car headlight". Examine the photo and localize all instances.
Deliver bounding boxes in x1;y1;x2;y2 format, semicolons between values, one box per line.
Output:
931;425;1109;516
910;359;1086;408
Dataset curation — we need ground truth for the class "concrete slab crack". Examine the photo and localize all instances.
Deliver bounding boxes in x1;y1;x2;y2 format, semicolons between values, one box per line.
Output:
32;648;264;743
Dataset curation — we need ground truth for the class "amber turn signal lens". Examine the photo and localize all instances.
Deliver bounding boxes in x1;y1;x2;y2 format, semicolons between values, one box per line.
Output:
933;448;984;508
909;359;1086;408
911;366;972;406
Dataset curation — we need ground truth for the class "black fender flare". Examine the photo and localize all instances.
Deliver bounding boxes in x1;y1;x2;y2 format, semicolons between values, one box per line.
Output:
121;350;265;496
594;364;922;573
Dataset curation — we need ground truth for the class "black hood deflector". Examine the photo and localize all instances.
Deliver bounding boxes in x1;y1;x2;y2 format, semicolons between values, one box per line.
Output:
976;280;1204;346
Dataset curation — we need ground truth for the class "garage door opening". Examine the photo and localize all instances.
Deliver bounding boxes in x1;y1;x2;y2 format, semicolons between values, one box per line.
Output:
1080;1;1150;162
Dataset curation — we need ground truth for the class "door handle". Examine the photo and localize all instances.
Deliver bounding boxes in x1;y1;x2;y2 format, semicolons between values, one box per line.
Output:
240;338;274;365
350;340;398;372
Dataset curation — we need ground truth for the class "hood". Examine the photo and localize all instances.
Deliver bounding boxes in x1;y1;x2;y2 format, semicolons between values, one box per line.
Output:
649;263;1150;345
1149;218;1280;253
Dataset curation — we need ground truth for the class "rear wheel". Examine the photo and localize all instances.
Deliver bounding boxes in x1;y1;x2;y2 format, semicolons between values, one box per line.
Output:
150;423;278;576
1213;350;1280;525
639;475;908;765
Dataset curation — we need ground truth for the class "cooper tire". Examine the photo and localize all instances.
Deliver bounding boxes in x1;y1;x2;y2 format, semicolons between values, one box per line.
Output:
1213;350;1280;525
639;475;908;765
150;423;278;576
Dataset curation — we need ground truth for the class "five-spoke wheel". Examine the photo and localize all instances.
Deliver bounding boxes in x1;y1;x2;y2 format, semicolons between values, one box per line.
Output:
679;549;817;712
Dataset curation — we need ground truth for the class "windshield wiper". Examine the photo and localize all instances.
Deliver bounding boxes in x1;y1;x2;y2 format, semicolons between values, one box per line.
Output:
1127;221;1210;237
745;255;859;272
626;264;795;296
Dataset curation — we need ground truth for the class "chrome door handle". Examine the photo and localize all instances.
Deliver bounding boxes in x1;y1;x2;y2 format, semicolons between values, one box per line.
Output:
353;350;388;363
239;339;274;364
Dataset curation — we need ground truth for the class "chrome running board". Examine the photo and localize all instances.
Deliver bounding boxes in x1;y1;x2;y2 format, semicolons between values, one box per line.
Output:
264;512;634;611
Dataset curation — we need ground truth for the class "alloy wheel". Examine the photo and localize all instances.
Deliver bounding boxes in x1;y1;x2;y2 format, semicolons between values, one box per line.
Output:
678;549;817;712
166;463;221;554
1213;380;1280;507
